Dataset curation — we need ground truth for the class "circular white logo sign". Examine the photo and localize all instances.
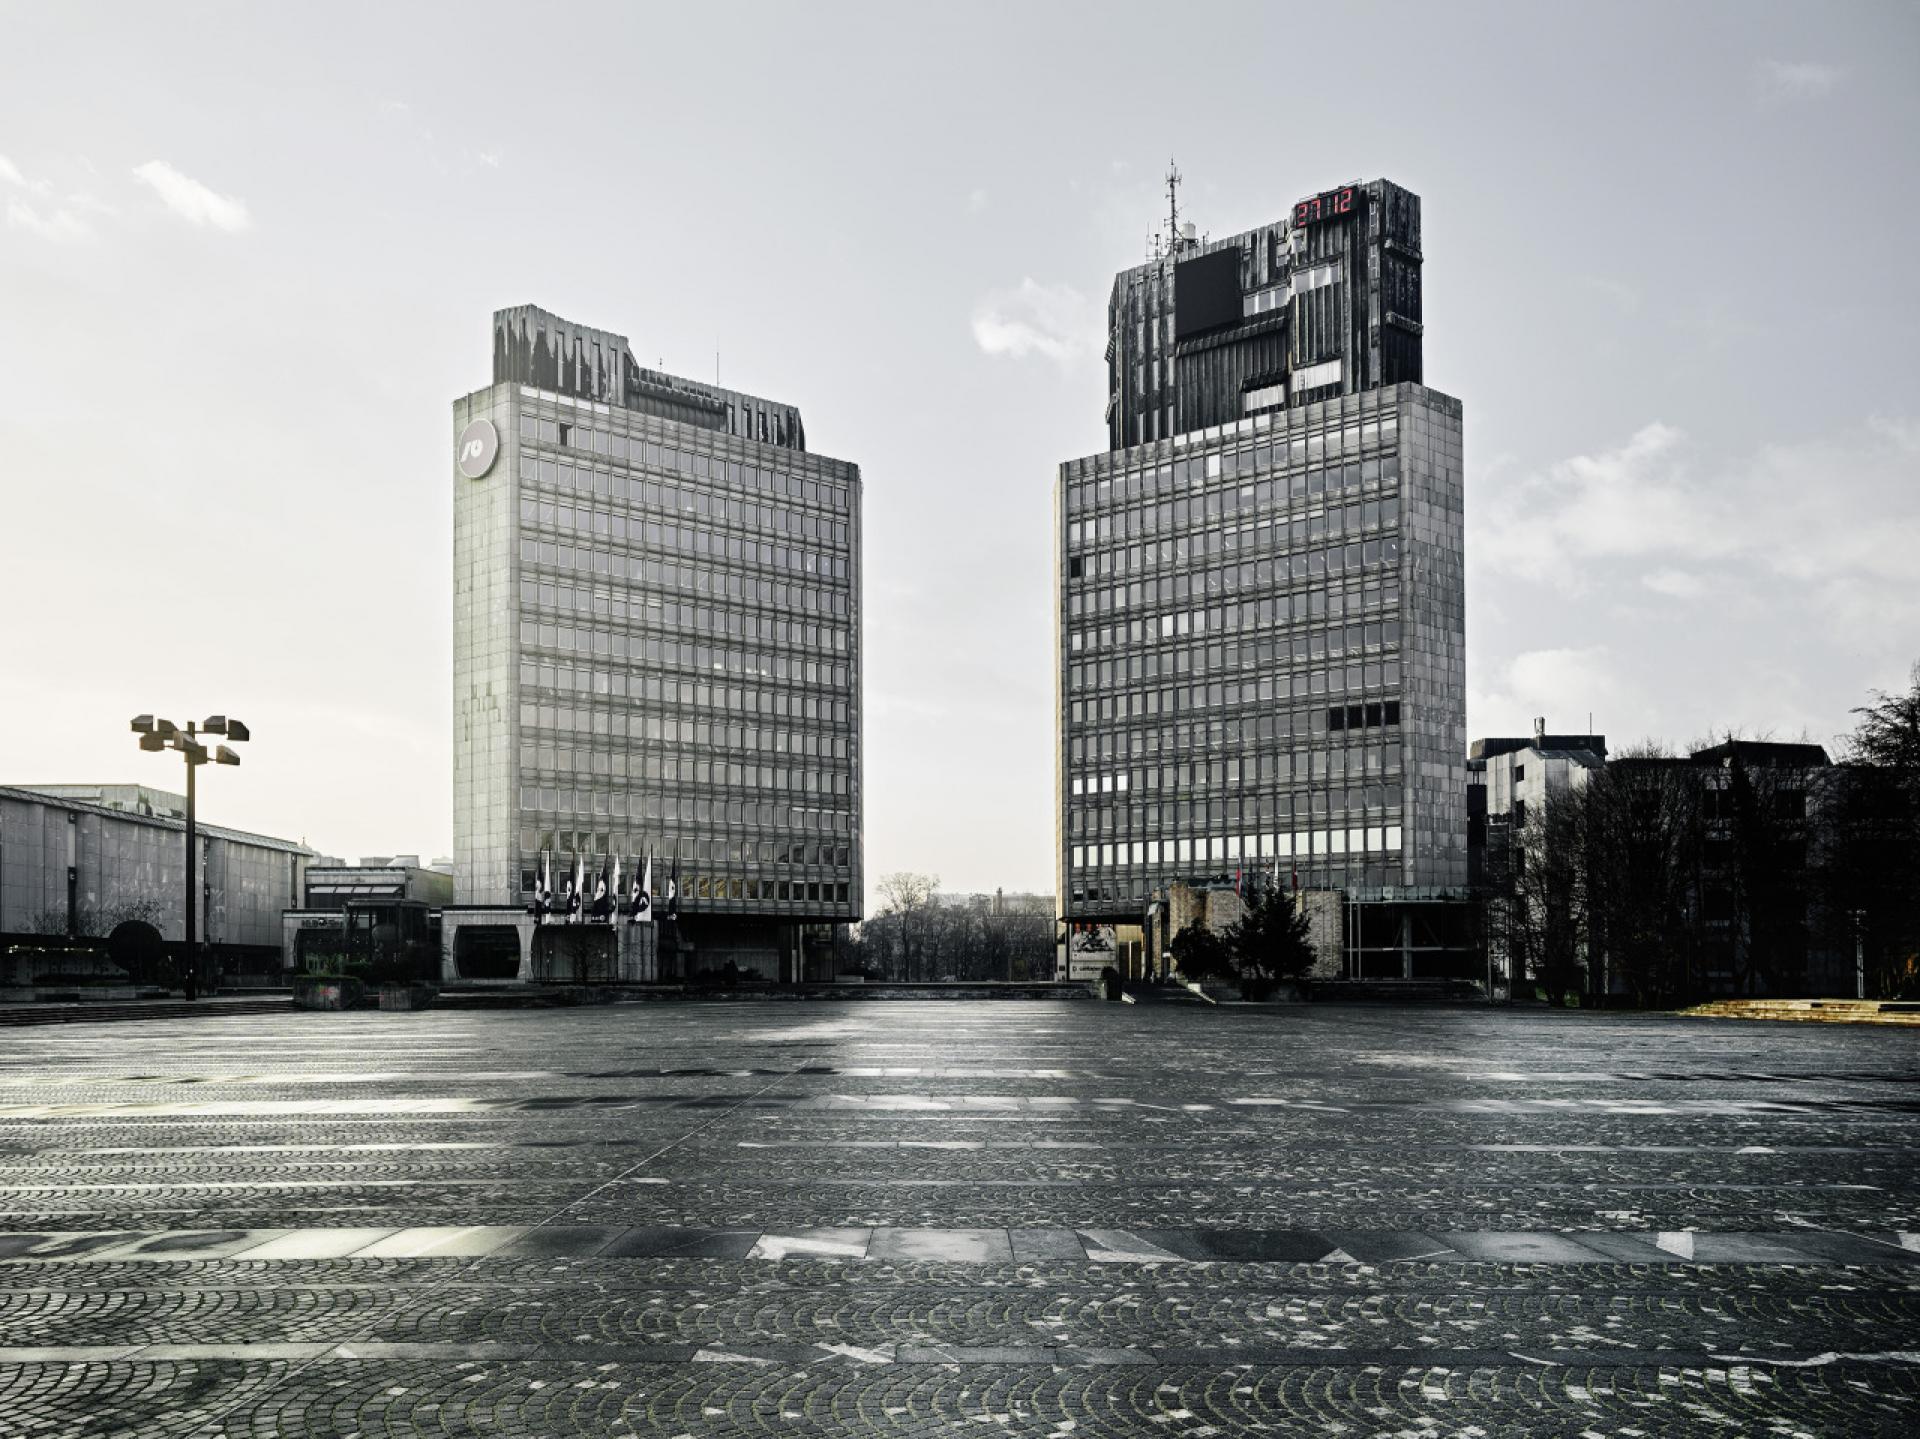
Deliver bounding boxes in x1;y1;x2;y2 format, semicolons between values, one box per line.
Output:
457;417;499;479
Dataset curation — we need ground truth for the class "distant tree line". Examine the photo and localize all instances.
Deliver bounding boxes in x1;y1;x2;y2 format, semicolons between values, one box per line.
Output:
1487;666;1920;1003
843;872;1057;982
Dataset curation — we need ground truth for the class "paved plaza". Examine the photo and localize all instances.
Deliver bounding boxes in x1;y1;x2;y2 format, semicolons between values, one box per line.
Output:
1;999;1917;1436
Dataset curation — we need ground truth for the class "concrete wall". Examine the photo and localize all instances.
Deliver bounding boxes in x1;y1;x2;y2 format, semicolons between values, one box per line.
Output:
0;787;307;950
1300;889;1344;978
452;385;520;906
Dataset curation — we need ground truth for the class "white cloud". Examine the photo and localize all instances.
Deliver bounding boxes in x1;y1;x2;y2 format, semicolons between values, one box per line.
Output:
1641;568;1708;599
0;152;53;196
1470;645;1634;744
131;160;250;232
63;192;117;220
5;196;94;244
1756;59;1842;102
966;187;988;215
1477;422;1713;584
1577;274;1640;313
970;278;1102;367
1474;413;1920;735
1479;417;1920;624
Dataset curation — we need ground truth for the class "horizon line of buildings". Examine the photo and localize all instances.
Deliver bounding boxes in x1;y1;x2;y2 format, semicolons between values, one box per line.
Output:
0;169;1883;1001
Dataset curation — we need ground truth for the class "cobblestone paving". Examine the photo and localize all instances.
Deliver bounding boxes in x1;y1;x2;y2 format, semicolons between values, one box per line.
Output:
2;1001;1918;1436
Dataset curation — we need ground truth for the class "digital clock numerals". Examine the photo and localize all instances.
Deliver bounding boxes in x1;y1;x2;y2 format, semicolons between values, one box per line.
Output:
1294;187;1355;227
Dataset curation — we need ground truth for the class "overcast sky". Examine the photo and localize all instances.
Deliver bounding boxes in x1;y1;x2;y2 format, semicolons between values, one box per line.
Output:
2;2;1916;902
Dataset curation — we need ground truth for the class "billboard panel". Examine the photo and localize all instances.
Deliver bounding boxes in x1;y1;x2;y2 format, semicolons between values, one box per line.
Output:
1174;247;1242;339
1066;923;1116;981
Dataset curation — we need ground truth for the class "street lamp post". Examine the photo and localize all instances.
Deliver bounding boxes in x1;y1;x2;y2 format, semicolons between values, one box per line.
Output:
131;714;249;1000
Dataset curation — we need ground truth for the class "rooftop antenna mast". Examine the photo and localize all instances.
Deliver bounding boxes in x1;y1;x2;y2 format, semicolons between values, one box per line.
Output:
1165;158;1184;259
1159;158;1175;251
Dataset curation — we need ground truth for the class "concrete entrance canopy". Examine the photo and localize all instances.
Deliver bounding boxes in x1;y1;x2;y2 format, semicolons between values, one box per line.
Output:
438;908;659;984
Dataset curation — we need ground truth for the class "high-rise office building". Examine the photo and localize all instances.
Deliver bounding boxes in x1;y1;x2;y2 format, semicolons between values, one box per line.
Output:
451;305;861;982
1056;179;1468;978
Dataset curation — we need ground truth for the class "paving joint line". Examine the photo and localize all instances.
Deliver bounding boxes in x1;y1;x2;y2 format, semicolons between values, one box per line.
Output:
185;1058;808;1437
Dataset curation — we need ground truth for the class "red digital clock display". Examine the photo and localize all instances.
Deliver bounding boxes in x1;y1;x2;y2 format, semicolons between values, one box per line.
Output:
1293;186;1356;227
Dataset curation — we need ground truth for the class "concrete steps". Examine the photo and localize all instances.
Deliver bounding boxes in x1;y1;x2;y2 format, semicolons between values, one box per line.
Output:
0;997;293;1027
1308;978;1490;1004
1681;998;1920;1026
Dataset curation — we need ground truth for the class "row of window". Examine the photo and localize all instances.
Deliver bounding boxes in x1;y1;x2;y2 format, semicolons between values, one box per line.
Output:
519;454;850;542
523;716;848;766
1073;863;1400;909
1067;541;1400;619
1068;626;1400;693
1071;737;1401;798
517;837;853;871
1068;519;1402;586
1069;700;1404;760
1067;780;1413;837
520;621;848;683
519;745;850;798
1069;458;1399;537
518;765;849;817
520;506;848;585
1065;411;1401;511
1070;580;1399;654
521;555;848;629
1068;492;1400;564
517;869;852;908
519;639;849;699
518;831;852;874
515;810;853;864
1068;663;1397;725
517;409;852;512
518;541;849;617
517;783;856;833
521;581;848;657
1072;826;1404;871
1330;700;1402;733
517;692;848;746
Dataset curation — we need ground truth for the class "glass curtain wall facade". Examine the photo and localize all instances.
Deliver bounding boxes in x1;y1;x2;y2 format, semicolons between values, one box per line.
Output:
454;307;862;963
1057;180;1465;956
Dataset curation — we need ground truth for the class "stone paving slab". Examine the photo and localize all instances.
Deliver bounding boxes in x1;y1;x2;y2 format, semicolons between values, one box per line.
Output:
3;1355;1918;1437
6;1222;1915;1265
10;1340;1920;1367
0;1000;1917;1436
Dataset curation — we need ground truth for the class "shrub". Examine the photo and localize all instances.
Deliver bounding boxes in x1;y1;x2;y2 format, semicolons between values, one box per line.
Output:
1170;924;1234;982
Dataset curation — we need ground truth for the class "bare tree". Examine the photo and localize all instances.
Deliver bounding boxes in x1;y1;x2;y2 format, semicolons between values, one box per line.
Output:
1483;796;1585;1004
853;887;1055;983
1848;663;1920;779
1818;663;1920;997
874;872;939;981
1582;748;1704;1005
